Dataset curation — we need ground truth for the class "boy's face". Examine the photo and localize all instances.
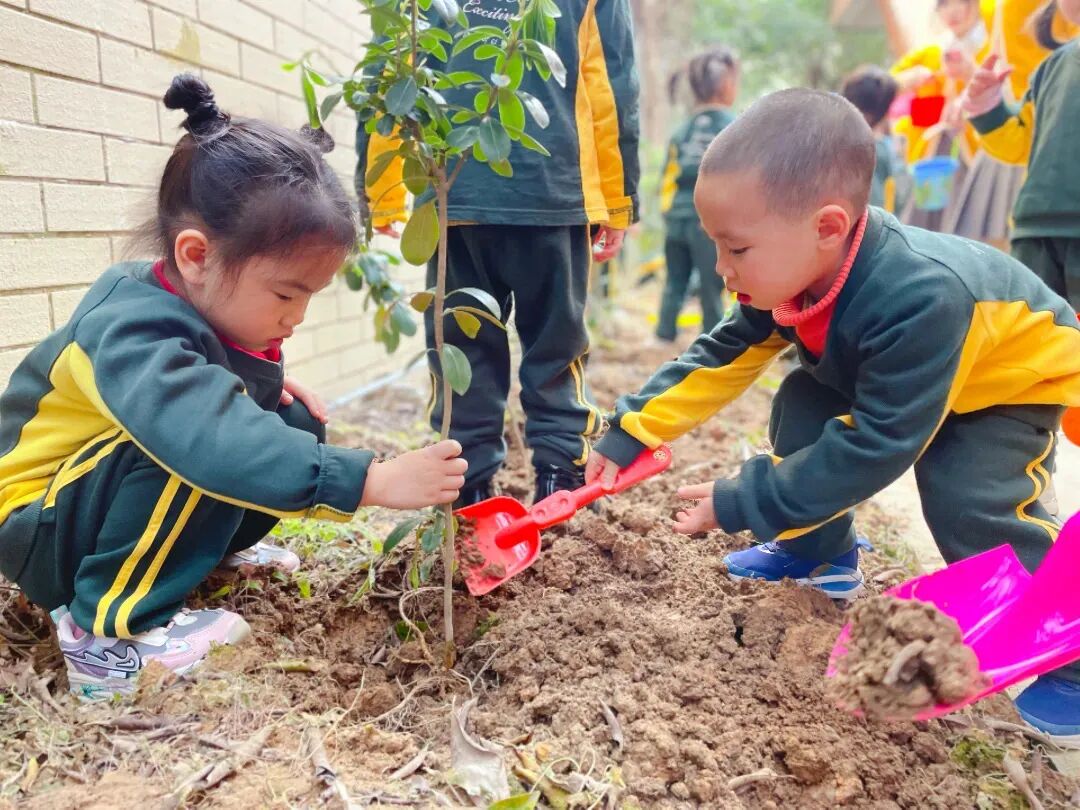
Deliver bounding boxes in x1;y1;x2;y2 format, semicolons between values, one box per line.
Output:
937;0;978;36
694;170;837;311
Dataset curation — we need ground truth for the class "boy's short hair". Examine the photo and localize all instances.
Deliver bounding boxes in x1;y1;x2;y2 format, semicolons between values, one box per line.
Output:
700;88;877;217
841;65;899;129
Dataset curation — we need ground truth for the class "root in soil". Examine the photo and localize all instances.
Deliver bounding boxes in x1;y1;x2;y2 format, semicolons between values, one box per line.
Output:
828;596;989;720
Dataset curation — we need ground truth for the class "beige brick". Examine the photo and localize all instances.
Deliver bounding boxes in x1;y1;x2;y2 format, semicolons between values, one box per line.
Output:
0;292;51;346
50;286;91;325
197;0;273;48
43;183;149;232
0;236;111;290
201;70;278;121
36;77;159;141
0;0;27;9
0;180;44;232
0;346;31;387
242;0;302;27
273;20;318;62
105;139;173;187
29;0;153;47
314;0;364;30
302;0;354;55
101;38;193;98
284;329;315;363
0;124;105;181
0;6;99;81
313;320;355;353
0;65;34;123
305;287;339;326
158;104;189;144
240;43;297;95
146;0;196;16
153;8;240;76
276;91;310;126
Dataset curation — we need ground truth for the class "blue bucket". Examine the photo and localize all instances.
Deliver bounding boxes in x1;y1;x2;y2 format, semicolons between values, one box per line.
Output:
911;156;960;212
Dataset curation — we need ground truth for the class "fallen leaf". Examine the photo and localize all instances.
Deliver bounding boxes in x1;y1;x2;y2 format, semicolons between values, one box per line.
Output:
449;698;510;803
599;700;624;752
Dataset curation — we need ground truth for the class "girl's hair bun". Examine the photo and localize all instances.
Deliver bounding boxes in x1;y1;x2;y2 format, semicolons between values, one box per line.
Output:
299;123;336;154
164;73;230;137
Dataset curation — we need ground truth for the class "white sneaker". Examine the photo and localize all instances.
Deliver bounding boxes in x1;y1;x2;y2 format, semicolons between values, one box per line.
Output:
217;540;300;573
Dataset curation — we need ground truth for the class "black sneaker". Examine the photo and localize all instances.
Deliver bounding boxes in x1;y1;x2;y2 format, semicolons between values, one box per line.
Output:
533;464;597;510
455;478;494;509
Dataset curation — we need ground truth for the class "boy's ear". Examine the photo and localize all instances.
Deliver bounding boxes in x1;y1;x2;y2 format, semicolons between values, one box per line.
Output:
174;229;210;286
815;204;853;251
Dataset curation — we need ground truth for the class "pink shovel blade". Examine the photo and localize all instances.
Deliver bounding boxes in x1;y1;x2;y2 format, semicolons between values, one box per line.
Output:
455;496;539;597
829;512;1080;720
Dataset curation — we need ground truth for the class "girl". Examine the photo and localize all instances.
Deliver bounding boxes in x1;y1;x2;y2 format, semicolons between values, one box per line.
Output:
962;0;1080;743
655;47;740;345
0;75;467;700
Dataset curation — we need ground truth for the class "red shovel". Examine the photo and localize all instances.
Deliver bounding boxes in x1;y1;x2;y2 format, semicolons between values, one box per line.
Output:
455;445;673;595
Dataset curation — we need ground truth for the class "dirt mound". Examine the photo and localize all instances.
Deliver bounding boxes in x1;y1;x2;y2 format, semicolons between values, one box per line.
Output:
829;597;988;720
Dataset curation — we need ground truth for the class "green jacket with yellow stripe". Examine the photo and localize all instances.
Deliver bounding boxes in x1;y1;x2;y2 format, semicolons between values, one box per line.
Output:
970;39;1080;239
595;208;1080;542
659;106;735;222
356;0;640;230
0;262;374;565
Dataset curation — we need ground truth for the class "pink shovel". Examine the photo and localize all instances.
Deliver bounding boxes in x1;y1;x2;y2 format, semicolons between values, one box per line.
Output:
828;511;1080;720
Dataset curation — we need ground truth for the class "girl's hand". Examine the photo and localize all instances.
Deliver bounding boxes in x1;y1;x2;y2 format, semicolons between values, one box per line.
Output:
281;375;328;424
673;482;719;535
895;65;935;92
585;449;620;491
592;226;626;263
961;54;1013;117
361;439;468;508
375;223;401;240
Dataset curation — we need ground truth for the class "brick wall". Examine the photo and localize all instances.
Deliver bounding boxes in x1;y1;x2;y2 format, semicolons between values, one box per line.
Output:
0;0;421;399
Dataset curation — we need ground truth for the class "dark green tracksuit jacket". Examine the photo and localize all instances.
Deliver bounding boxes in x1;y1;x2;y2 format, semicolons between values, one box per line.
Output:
656;107;735;340
598;208;1080;575
356;0;641;483
971;39;1080;308
0;262;374;638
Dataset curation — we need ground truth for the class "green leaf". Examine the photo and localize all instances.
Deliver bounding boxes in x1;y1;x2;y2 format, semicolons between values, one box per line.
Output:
488;795;539;810
411;290;435;312
281;60;298;72
497;91;525;133
489;159;512;178
304;65;333;87
391;301;417;337
365;149;397;187
473;88;491;114
446;125;479;150
507;126;550;156
519;91;550;129
506;50;525;89
477;118;511;162
451;109;476;124
452;310;481;338
449;287;502;319
403;156;430;195
344;265;364;291
438;70;485;87
301;71;320;129
451;304;506;331
319;91;342;123
296;576;312;600
474;43;501;61
400;201;439;266
441;344;472;395
385;76;419;116
420;524;442;553
385;516;424;554
538;43;567;87
452;26;504;56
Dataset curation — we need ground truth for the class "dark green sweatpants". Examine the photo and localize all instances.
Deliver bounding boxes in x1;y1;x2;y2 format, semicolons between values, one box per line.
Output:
1012;237;1080;312
425;224;602;484
657;217;725;342
0;401;322;638
769;369;1080;683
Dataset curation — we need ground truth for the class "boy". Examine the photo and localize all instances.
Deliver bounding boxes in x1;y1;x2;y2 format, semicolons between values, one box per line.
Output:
840;65;902;213
588;88;1080;744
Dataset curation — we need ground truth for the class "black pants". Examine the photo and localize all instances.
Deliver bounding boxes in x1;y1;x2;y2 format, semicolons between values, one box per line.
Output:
657;217;725;341
1012;236;1080;312
770;369;1079;683
0;402;322;638
425;224;602;484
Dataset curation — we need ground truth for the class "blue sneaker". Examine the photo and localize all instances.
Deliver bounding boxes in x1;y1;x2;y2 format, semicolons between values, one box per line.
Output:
1014;676;1080;748
723;542;864;601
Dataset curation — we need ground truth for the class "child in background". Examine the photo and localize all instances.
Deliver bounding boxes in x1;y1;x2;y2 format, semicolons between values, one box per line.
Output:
0;75;467;700
655;48;740;344
589;89;1080;745
962;0;1080;309
841;66;902;213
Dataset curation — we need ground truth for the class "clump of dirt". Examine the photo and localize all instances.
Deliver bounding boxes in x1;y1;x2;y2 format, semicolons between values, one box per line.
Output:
828;596;988;720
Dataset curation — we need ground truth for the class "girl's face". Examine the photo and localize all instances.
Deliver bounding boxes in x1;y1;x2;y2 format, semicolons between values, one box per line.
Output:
173;231;347;352
937;0;979;36
1059;0;1080;25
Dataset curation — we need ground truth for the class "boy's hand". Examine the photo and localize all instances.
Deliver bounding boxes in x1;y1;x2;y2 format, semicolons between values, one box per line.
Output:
281;375;328;424
592;226;626;263
962;54;1013;117
375;223;401;239
361;440;468;509
673;482;719;535
585;450;620;491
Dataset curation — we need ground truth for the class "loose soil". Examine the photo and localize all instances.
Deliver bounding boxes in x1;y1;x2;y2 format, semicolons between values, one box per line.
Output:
828;597;989;721
2;308;1077;809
